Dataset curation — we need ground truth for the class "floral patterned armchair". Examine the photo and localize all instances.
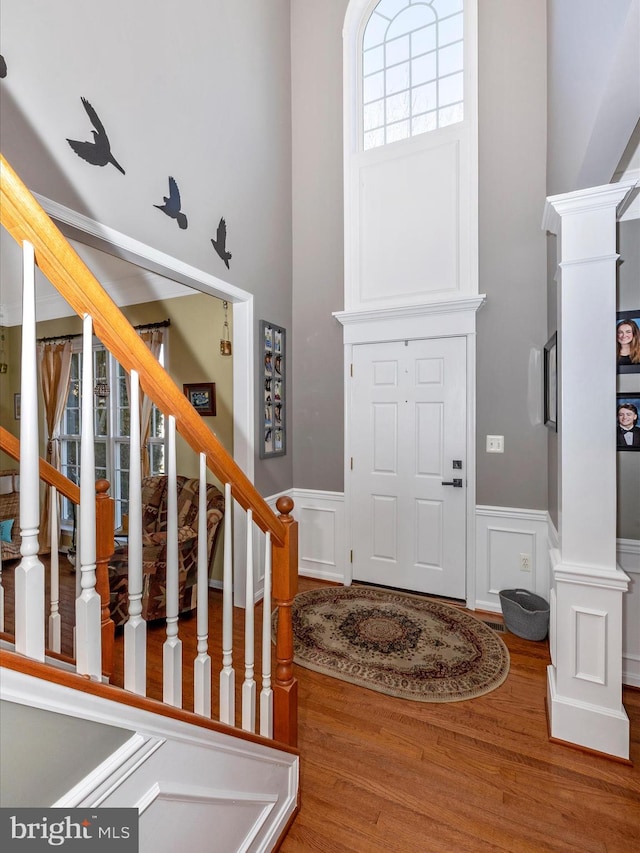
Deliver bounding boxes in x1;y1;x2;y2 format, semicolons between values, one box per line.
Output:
108;474;225;626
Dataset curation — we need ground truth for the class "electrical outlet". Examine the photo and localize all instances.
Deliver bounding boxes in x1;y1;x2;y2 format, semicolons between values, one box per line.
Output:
520;553;532;572
486;435;504;453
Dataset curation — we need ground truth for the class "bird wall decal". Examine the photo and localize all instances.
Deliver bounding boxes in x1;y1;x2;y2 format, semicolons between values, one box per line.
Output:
67;97;125;174
154;176;188;229
0;55;7;79
211;217;232;269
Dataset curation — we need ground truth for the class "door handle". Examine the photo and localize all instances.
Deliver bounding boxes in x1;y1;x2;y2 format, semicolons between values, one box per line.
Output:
442;478;463;488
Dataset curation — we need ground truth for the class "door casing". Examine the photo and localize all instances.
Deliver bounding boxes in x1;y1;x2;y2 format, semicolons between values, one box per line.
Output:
335;297;485;608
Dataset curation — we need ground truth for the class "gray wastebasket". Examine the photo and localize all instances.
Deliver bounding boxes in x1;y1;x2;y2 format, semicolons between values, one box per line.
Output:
499;589;549;641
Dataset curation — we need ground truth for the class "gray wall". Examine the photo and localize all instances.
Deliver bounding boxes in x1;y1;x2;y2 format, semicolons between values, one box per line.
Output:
0;700;132;806
0;0;293;496
476;0;548;509
291;0;550;508
291;1;346;492
547;0;639;196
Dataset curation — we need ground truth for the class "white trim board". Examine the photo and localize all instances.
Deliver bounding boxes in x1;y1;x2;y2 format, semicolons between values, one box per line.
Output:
25;195;255;600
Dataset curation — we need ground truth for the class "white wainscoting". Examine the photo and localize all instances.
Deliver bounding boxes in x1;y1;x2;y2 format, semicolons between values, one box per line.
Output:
617;538;640;688
274;493;639;687
474;506;550;613
290;489;345;584
257;490;346;587
2;667;299;852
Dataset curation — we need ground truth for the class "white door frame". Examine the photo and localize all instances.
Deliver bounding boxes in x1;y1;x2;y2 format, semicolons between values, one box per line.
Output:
35;194;255;601
335;297;485;607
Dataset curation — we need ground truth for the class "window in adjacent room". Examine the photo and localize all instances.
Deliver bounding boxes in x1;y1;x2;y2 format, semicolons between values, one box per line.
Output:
60;343;165;532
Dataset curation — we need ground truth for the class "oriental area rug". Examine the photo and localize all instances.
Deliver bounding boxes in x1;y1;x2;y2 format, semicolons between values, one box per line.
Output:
276;585;510;703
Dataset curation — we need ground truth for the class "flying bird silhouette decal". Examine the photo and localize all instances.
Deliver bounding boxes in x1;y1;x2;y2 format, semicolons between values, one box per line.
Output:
154;176;188;229
67;97;125;174
0;55;7;79
211;217;232;269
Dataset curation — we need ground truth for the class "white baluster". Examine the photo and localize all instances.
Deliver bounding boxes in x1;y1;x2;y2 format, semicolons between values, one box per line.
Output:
75;314;101;679
48;485;61;653
15;240;45;661
163;415;182;707
219;481;235;725
124;369;146;695
260;531;273;738
242;509;256;733
194;452;211;717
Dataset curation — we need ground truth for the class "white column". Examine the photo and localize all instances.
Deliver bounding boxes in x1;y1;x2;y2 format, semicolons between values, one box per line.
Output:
542;181;636;760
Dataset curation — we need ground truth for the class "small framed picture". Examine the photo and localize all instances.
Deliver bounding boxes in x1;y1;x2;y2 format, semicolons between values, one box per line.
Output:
616;310;640;374
617;394;640;451
260;320;286;458
183;383;216;416
14;393;21;420
544;333;557;431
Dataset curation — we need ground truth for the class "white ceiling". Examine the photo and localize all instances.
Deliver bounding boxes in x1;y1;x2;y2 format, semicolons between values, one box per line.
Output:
0;230;194;327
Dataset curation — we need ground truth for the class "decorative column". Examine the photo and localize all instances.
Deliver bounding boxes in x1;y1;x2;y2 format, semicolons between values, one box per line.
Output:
542;181;636;760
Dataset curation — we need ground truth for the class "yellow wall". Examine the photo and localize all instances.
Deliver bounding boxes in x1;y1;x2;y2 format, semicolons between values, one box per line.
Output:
1;292;233;579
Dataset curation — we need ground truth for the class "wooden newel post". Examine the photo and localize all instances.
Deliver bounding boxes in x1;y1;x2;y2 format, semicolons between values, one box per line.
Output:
95;479;115;678
272;496;298;747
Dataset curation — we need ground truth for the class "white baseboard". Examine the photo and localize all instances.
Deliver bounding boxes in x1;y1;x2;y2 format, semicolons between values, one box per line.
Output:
547;666;630;761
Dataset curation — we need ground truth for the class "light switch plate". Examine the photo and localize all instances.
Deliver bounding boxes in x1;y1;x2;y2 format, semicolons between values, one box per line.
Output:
486;435;504;453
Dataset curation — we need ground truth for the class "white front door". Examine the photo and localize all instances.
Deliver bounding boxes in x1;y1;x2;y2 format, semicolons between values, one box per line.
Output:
350;337;467;599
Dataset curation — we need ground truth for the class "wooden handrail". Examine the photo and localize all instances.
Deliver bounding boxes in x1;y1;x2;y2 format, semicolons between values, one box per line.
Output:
0;426;80;504
0;153;286;546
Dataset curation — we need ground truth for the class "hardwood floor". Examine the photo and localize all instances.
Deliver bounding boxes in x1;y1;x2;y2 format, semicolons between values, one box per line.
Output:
280;578;640;853
2;561;639;851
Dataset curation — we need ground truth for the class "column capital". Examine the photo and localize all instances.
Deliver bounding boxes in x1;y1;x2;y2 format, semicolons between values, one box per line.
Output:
542;180;637;236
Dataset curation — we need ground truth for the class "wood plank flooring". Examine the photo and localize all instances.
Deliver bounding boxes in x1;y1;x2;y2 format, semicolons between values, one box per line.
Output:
280;579;640;853
2;561;639;851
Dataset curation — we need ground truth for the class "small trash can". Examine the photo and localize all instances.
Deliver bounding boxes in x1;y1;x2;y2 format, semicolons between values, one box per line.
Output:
499;589;549;641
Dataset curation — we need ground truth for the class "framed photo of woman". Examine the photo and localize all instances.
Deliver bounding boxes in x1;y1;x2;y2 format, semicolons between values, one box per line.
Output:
616;310;640;374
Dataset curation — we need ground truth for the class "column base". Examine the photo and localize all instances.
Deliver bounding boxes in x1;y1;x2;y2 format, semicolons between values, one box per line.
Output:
547;665;630;760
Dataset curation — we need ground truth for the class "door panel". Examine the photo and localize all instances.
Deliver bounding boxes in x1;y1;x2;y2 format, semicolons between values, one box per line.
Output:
351;337;466;599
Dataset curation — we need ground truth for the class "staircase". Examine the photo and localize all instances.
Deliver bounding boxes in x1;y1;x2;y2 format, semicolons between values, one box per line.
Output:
0;153;299;850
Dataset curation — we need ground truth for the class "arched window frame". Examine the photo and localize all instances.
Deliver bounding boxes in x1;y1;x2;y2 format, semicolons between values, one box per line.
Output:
344;0;477;157
342;0;479;308
360;0;466;151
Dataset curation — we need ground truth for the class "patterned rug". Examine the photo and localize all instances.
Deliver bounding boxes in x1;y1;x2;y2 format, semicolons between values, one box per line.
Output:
277;585;510;703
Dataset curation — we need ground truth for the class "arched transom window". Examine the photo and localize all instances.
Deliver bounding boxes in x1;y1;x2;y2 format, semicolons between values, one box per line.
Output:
362;0;464;150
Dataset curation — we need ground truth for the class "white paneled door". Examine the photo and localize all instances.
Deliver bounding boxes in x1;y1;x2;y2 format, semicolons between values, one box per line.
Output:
350;337;467;599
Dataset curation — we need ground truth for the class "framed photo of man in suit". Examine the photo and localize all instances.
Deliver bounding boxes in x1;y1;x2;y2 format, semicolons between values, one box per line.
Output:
617;394;640;451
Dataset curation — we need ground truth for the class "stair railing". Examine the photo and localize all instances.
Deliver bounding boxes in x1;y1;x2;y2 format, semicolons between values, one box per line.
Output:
0;153;298;747
0;426;115;676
